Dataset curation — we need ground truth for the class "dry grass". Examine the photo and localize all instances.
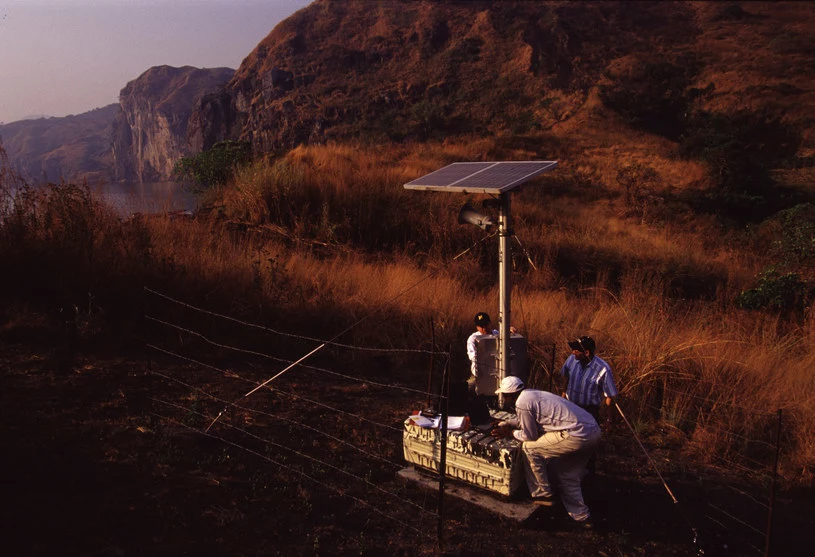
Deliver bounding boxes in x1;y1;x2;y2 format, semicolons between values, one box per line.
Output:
2;138;813;486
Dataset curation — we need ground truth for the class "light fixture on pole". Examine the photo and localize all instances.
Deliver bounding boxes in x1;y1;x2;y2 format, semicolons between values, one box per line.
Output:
457;202;494;231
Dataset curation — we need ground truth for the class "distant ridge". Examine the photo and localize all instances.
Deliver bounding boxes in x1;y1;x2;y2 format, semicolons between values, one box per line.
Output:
0;104;119;183
0;66;234;184
3;0;815;189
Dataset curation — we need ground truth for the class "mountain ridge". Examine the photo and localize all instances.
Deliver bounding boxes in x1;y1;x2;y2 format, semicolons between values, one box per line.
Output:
2;0;814;193
1;66;234;184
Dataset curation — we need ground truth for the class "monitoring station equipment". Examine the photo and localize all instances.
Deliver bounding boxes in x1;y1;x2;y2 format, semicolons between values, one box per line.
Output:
401;161;558;498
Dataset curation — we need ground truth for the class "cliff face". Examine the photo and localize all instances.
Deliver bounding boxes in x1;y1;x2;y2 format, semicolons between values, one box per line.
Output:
112;65;234;182
190;0;703;152
189;0;815;165
0;66;234;184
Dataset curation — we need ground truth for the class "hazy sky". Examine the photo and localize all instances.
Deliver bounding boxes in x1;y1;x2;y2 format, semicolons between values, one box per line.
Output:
0;0;312;124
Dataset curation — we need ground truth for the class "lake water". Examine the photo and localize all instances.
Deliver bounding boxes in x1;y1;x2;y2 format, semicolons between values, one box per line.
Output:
90;181;198;216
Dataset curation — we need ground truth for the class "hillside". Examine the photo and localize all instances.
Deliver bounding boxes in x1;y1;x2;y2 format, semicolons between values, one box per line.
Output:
198;1;814;151
0;105;118;183
0;66;234;184
187;0;815;227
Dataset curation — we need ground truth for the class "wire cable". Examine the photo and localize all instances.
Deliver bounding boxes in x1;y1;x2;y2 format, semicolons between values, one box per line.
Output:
151;371;403;470
706;502;765;537
638;398;777;451
146;344;405;433
660;384;782;418
145;287;442;355
151;412;436;539
154;397;435;519
200;231;499;431
146;319;432;397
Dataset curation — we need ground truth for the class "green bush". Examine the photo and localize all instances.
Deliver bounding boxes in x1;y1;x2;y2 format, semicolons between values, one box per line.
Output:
770;203;815;264
737;267;809;313
173;140;253;189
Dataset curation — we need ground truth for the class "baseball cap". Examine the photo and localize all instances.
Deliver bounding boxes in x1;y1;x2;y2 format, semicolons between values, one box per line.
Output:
474;312;491;327
568;336;596;352
495;375;525;394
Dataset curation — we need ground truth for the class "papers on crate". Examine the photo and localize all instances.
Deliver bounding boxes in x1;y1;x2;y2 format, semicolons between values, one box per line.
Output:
408;414;467;430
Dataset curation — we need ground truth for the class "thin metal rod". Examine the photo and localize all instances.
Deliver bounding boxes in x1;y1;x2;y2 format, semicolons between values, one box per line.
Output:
764;409;782;557
497;192;512;407
437;345;450;552
205;343;326;432
614;401;678;504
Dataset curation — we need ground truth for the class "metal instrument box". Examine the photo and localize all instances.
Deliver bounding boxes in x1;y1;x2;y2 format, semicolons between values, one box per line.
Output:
473;334;528;396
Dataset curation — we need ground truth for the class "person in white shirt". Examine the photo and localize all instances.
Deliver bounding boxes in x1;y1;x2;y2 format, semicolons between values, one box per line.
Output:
494;376;600;527
466;311;497;393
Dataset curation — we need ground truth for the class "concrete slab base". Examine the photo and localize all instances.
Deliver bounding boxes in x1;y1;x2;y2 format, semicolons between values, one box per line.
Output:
397;467;537;522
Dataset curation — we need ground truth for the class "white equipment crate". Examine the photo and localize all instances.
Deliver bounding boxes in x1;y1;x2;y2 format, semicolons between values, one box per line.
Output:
402;410;524;497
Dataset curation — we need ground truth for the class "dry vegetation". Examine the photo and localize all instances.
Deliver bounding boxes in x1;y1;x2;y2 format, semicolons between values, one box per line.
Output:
3;132;814;489
4;120;815;555
5;5;815;552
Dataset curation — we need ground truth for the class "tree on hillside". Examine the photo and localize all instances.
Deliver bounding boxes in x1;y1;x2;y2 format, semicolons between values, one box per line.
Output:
173;140;252;189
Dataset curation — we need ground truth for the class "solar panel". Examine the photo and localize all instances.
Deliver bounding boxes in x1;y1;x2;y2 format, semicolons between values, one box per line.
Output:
404;161;557;194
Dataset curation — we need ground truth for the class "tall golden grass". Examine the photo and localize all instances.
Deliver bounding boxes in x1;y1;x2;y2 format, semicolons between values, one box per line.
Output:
1;139;812;485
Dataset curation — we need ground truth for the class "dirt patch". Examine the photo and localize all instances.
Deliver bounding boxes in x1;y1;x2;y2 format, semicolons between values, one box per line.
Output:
1;342;811;556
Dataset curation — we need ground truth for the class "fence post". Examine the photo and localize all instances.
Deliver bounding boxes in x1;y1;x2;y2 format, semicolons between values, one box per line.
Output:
437;345;450;552
764;408;782;557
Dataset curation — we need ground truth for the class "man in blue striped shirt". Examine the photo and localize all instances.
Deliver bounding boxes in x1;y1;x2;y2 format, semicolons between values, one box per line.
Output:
560;336;618;426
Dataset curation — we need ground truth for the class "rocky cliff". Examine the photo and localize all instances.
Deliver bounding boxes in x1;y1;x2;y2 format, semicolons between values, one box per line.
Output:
191;0;703;151
112;65;234;182
0;66;234;184
190;0;815;166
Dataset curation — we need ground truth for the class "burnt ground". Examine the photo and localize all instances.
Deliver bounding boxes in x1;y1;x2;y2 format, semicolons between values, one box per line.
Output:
1;341;813;557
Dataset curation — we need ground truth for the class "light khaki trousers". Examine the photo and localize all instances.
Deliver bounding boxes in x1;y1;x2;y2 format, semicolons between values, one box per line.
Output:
521;428;601;521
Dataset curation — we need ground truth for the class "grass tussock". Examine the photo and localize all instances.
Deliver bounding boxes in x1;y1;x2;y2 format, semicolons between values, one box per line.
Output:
1;138;813;486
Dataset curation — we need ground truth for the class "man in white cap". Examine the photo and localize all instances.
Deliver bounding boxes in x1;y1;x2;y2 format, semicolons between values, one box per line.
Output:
493;375;600;527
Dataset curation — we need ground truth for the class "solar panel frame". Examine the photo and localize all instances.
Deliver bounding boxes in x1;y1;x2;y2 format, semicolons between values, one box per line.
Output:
404;161;557;194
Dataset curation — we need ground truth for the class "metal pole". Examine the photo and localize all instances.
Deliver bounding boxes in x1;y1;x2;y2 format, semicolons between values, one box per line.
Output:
426;316;436;410
437;345;450;551
498;192;512;407
764;408;782;557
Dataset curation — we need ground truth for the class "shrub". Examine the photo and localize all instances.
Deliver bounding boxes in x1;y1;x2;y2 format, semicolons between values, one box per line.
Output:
599;55;708;141
770;203;815;265
173;140;253;189
736;267;809;313
680;112;802;222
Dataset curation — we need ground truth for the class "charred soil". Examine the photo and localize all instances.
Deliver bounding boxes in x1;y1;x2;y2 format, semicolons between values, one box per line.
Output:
1;341;812;557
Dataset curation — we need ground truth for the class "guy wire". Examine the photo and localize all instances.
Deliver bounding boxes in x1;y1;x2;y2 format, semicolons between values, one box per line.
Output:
205;231;499;432
615;401;703;548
